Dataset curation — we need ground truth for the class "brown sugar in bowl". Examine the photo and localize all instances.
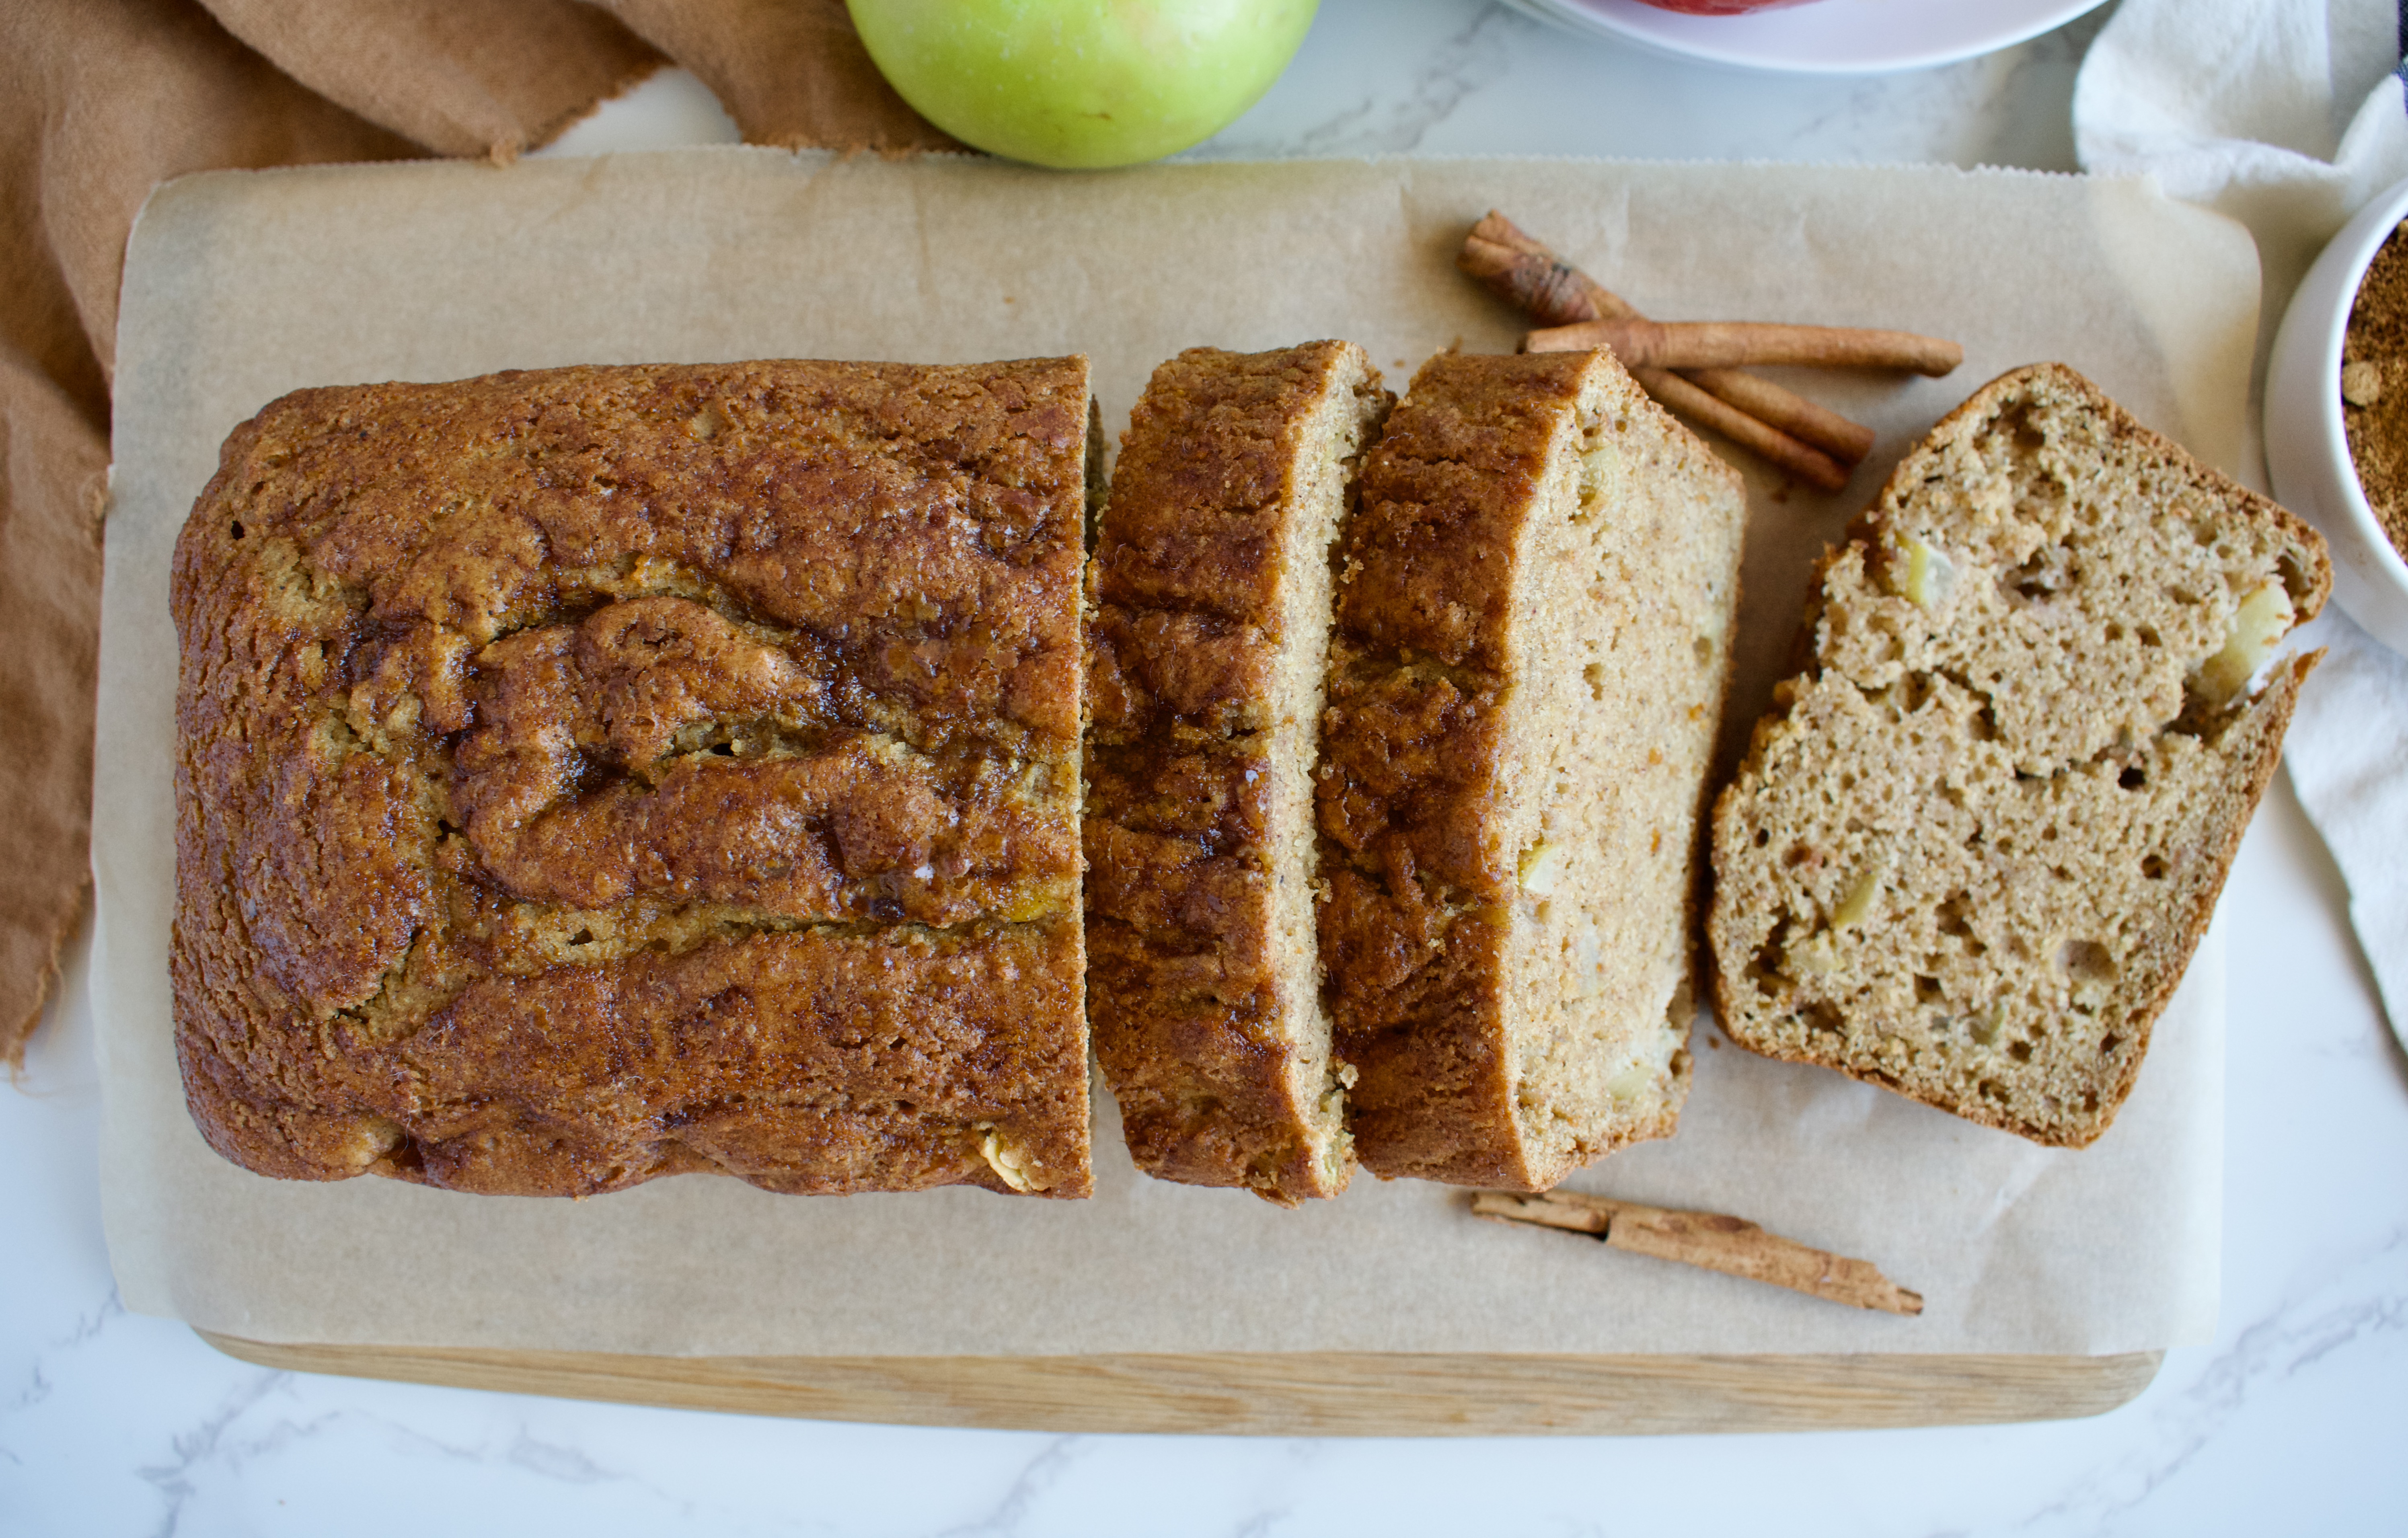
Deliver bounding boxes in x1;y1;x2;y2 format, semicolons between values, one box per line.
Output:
2268;175;2408;655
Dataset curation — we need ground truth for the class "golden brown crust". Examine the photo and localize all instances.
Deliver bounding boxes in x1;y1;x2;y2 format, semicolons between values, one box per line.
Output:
172;359;1093;1198
1318;653;1524;1185
1326;358;1580;675
1084;342;1384;1203
1319;351;1595;1189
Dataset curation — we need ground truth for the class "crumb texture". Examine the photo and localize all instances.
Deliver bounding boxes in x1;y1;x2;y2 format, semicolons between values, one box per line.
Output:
172;359;1094;1197
1709;362;2331;1147
2343;219;2408;560
1318;349;1747;1191
1085;341;1389;1204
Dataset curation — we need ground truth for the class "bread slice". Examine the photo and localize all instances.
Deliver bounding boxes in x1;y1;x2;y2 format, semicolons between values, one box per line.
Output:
1085;341;1390;1203
1709;363;2332;1147
1317;349;1748;1191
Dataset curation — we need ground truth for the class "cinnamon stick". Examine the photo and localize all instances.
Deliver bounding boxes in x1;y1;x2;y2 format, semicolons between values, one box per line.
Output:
1471;1190;1925;1316
1642;370;1850;492
1461;212;1874;470
1527;316;1963;377
1461;214;1642;325
1684;369;1877;464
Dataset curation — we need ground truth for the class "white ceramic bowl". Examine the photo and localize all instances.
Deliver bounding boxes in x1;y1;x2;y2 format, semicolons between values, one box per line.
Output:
2266;175;2408;656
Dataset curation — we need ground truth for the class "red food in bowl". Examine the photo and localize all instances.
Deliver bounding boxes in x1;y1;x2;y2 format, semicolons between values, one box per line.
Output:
1629;0;1824;14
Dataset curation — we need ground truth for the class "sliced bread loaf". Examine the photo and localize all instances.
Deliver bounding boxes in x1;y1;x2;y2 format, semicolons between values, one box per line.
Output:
1318;349;1748;1191
1085;341;1390;1203
1709;363;2332;1146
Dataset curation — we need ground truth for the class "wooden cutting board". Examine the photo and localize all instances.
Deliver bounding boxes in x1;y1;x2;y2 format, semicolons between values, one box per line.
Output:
101;156;2250;1421
199;1335;2161;1435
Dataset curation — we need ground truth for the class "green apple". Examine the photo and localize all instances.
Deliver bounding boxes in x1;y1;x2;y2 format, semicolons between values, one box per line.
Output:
849;0;1318;170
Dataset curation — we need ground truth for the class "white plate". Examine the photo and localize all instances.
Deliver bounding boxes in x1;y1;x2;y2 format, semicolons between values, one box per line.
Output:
1499;0;2111;76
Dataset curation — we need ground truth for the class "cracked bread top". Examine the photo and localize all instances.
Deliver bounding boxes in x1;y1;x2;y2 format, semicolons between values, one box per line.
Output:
171;359;1093;1198
1709;362;2330;1146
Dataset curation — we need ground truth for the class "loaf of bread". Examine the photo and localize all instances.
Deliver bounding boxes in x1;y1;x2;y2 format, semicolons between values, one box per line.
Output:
1317;349;1748;1190
1085;342;1389;1203
1709;363;2331;1146
171;359;1095;1197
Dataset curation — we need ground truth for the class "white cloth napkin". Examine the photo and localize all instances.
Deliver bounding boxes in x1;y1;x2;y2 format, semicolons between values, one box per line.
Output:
2075;0;2408;328
2286;608;2408;1035
2075;0;2408;1046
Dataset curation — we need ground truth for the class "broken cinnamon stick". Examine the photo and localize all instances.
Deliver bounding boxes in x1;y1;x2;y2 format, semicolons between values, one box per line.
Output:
1461;212;1874;471
1527;316;1964;377
1642;370;1851;492
1471;1190;1925;1316
1684;368;1877;464
1461;214;1644;325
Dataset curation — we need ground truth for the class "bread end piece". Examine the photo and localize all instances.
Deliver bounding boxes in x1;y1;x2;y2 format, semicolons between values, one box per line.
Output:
1709;361;2330;1147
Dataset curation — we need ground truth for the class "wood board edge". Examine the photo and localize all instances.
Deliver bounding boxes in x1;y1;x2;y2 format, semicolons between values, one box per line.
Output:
195;1332;2164;1435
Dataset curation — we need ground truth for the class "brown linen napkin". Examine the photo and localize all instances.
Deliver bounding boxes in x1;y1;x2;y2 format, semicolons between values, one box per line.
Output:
0;0;946;1062
201;0;666;162
0;0;417;1064
605;0;960;152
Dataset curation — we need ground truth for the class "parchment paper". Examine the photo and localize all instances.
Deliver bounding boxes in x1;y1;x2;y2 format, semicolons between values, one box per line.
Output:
95;150;2261;1358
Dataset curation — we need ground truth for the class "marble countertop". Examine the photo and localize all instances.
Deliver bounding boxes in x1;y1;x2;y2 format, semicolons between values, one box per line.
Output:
9;3;2406;1532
